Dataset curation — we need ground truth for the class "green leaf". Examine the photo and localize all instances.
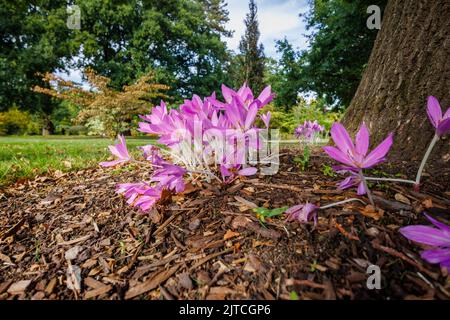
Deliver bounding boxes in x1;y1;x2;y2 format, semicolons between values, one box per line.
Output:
253;206;288;218
290;291;299;300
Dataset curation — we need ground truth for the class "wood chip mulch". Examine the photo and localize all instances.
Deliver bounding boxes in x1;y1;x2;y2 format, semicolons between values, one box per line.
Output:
0;148;449;300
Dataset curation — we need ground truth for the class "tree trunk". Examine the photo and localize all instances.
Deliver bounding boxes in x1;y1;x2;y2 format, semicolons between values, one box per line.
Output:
41;117;55;136
342;0;450;165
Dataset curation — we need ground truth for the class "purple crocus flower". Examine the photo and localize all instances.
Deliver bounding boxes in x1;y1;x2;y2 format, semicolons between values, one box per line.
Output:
323;122;393;171
426;96;450;137
100;135;131;167
400;214;450;270
285;203;319;224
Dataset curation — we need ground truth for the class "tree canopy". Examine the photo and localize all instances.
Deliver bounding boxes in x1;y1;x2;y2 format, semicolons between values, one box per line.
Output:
73;0;232;101
0;0;76;113
299;0;387;108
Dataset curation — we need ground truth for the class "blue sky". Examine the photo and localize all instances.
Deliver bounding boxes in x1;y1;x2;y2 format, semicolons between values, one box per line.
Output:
225;0;309;58
59;0;310;83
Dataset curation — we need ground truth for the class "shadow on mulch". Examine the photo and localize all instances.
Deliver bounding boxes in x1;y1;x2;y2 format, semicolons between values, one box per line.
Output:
0;148;449;300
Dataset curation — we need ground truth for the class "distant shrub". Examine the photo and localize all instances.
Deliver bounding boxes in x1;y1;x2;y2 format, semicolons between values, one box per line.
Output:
257;105;296;134
258;98;342;140
85;118;106;136
0;107;31;135
26;118;42;135
66;125;87;135
293;99;342;131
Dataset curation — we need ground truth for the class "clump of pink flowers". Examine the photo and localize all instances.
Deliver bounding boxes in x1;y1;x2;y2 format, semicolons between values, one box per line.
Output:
100;83;273;212
294;120;324;143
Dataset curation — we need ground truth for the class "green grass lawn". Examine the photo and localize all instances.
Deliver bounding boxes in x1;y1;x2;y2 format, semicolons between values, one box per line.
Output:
0;136;155;186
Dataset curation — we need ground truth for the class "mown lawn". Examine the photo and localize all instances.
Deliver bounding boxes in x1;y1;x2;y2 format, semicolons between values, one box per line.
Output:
0;136;155;186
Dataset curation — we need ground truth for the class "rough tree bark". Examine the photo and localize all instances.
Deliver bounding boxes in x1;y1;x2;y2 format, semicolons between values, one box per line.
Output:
342;0;450;164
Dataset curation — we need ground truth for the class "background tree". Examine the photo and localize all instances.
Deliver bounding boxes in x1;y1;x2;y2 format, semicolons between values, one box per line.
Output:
34;69;169;137
343;0;450;163
300;0;388;108
0;0;76;131
74;0;232;101
266;39;304;111
236;0;265;93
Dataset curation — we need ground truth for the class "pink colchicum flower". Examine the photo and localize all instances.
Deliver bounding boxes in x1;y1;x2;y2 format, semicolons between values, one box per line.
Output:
400;214;450;270
323;122;393;171
260;111;271;128
102;83;271;212
116;182;162;212
285;198;365;225
285;203;319;224
322;122;393;203
427;96;450;137
295;120;324;141
220;164;257;183
415;96;450;185
151;162;186;193
100;135;131;167
336;170;366;195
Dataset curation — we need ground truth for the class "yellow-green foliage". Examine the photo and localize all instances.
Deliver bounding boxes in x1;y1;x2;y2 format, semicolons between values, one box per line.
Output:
257;104;296;133
34;69;169;138
293;99;342;131
0;107;31;135
258;98;343;137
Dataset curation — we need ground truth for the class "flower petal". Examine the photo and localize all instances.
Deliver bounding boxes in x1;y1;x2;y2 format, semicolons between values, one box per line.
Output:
330;122;355;155
357;181;367;195
338;176;354;190
362;133;393;168
238;167;257;176
221;84;234;103
424;214;450;234
355;123;370;156
256;85;273;106
322;146;355;167
117;135;130;158
437;117;450;136
426;96;442;128
285;204;303;215
421;248;450;264
220;164;232;178
244;103;258;130
399;225;450;246
444;107;450;119
100;159;126;167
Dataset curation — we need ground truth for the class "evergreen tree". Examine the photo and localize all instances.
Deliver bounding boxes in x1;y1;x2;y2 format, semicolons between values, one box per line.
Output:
199;0;233;37
237;0;265;93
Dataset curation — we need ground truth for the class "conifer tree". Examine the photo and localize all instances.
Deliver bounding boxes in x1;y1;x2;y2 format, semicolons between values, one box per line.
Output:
237;0;265;93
